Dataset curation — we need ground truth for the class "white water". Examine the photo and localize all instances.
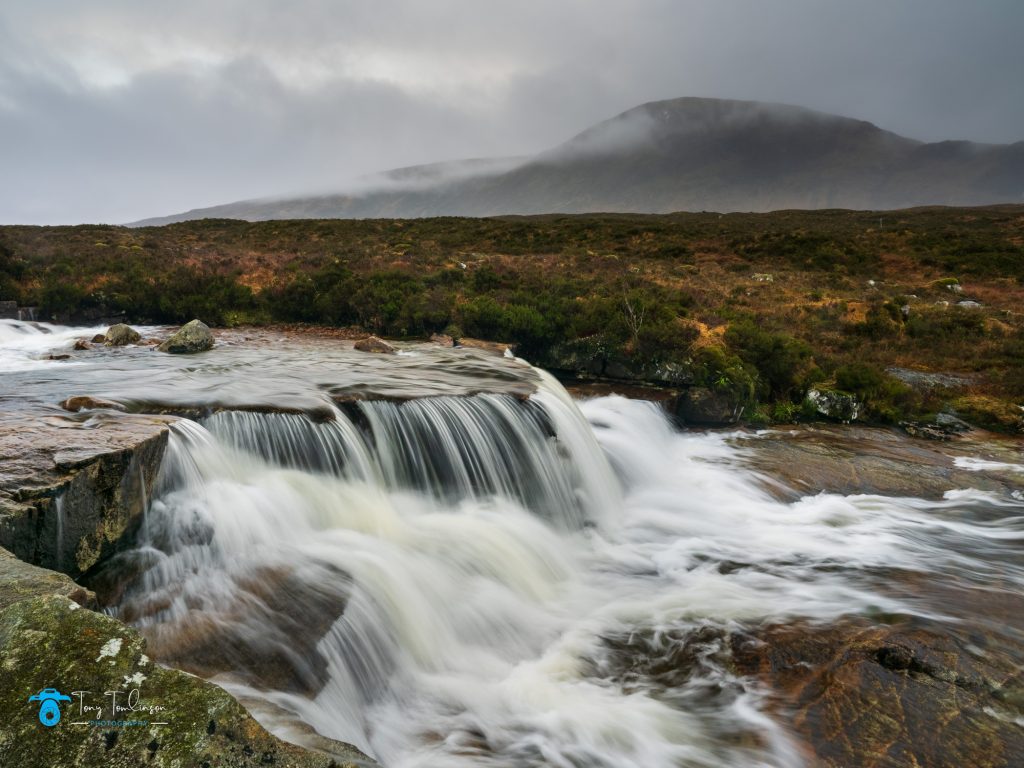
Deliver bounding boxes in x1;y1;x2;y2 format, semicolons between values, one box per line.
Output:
0;318;107;372
108;373;1024;768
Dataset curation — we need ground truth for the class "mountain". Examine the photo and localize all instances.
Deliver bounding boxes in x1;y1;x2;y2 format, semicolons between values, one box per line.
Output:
133;97;1024;224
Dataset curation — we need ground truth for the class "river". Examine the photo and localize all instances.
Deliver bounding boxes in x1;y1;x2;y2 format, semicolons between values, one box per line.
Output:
2;319;1023;767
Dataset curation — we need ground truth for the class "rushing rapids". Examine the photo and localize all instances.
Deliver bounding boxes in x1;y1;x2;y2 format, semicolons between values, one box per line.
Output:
3;320;1024;767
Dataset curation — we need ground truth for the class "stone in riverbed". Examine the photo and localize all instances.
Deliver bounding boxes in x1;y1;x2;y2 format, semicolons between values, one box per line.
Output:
104;323;141;347
73;339;91;351
676;387;743;425
354;335;396;354
90;334;105;344
156;319;214;354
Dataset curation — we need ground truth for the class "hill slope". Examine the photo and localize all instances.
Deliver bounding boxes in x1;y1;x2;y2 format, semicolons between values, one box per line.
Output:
134;98;1024;224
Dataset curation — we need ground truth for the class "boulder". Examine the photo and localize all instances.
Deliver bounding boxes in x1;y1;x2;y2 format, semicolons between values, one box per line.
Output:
104;324;141;347
73;340;92;351
90;334;106;344
156;320;214;354
354;335;396;354
806;388;861;422
0;594;372;767
675;387;743;425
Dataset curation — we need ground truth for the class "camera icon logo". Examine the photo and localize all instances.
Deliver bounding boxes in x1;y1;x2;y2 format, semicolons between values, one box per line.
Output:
29;688;72;727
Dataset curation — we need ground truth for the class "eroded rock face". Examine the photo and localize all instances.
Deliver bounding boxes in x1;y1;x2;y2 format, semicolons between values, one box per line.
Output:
732;621;1024;768
0;413;173;578
104;324;141;347
157;319;214;354
0;594;373;767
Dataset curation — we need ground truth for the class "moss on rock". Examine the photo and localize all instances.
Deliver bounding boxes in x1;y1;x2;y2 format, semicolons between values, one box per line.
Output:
0;594;375;767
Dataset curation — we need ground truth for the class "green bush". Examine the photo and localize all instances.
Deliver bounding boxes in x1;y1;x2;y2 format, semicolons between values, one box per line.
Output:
724;319;814;401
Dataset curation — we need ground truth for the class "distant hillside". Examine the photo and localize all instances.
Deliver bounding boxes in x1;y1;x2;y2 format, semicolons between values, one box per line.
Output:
133;98;1024;225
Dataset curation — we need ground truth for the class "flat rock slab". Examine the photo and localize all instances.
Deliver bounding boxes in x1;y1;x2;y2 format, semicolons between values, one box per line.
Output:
733;619;1024;768
731;425;1023;500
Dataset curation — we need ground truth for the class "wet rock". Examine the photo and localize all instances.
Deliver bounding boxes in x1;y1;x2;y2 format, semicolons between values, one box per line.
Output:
353;335;396;354
806;388;860;422
676;387;743;425
47;354;71;361
104;324;141;347
0;413;173;577
0;594;373;767
73;339;92;351
60;396;126;413
901;413;973;441
157;319;214;354
734;424;1024;501
455;338;512;356
90;334;106;344
429;333;454;347
732;621;1024;768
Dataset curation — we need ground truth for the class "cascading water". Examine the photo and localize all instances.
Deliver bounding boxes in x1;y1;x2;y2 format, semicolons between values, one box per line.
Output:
8;322;1021;767
106;372;1024;768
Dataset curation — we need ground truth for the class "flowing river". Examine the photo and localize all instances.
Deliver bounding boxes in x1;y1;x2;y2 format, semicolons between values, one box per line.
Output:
2;319;1023;767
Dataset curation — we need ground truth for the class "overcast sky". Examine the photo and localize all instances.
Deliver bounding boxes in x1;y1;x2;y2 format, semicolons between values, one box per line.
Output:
1;0;1022;224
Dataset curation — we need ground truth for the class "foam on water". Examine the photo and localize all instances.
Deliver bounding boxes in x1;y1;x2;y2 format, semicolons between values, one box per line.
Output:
106;375;1024;768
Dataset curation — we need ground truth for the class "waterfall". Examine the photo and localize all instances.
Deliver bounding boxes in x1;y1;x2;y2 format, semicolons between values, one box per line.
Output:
107;372;1024;768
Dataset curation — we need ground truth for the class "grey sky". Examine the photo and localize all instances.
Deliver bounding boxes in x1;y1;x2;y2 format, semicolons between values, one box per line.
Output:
1;0;1022;224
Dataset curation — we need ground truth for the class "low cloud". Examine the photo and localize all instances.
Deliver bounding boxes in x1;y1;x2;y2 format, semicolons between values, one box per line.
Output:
0;1;1022;223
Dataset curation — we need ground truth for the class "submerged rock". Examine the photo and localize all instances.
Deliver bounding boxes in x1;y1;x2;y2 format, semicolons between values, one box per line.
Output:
354;335;396;354
0;593;372;767
60;396;126;413
73;339;92;351
156;319;214;354
104;324;141;347
806;388;860;422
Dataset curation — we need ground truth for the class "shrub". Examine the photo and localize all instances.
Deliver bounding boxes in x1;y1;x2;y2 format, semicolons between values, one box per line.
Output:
724;320;814;401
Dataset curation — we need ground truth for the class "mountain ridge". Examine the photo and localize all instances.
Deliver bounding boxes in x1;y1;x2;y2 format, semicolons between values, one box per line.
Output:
132;97;1024;225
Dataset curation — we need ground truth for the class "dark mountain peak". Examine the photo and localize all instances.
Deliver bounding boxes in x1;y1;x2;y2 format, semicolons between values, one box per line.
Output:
131;97;1024;225
542;97;911;164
